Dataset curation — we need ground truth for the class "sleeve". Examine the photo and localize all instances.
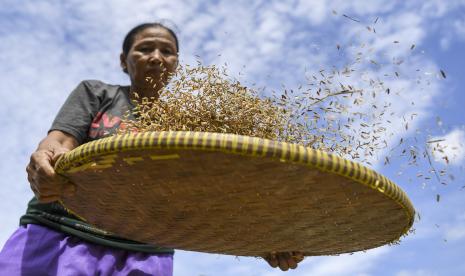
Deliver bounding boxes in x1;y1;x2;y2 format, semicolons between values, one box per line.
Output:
49;80;103;145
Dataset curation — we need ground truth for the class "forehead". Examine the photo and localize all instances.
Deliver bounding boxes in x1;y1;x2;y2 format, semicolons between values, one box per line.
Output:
133;27;177;47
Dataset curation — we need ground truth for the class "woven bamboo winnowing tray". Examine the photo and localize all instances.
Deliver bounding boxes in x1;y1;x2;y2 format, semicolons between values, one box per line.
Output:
56;131;415;257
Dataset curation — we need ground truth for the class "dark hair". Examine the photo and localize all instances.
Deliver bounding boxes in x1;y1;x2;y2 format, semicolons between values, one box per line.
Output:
122;23;179;56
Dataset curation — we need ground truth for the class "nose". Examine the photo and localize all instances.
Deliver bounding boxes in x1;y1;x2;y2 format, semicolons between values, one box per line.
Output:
148;49;163;64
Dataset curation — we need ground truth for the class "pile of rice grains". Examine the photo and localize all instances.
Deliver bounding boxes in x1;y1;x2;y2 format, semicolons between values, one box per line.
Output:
122;64;289;144
119;56;451;194
120;63;379;158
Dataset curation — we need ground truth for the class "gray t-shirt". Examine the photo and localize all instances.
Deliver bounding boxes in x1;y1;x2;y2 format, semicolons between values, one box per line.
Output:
52;79;133;143
20;80;174;254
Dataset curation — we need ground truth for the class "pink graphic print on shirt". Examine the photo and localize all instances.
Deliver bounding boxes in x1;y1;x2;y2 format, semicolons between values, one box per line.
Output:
88;112;122;139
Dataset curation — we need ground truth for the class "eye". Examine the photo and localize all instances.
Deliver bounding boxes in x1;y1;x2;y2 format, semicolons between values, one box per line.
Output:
138;46;153;53
161;48;174;55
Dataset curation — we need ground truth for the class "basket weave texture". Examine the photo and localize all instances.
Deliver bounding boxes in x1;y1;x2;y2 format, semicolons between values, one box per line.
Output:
56;131;415;256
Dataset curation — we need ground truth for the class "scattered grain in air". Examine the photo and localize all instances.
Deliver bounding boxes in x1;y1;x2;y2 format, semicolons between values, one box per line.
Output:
116;46;453;192
342;14;361;23
440;70;446;79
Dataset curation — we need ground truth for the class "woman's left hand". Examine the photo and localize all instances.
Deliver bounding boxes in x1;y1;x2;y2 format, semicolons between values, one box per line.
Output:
264;251;305;271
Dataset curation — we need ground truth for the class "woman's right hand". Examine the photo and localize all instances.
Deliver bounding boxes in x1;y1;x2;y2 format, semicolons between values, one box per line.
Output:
264;251;305;271
26;131;78;203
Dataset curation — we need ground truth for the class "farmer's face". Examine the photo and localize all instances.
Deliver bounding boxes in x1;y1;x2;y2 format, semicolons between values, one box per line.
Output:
121;27;178;90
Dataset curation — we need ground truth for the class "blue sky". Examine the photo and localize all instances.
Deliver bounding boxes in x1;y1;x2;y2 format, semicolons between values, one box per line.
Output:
0;1;464;275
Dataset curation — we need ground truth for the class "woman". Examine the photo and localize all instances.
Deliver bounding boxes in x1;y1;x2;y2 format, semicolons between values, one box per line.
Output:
0;22;303;274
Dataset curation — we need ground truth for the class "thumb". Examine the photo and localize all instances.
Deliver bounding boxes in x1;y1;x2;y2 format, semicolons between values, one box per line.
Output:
51;148;69;165
264;252;278;268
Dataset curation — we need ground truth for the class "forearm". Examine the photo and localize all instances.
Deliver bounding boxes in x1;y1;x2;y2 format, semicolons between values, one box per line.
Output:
36;130;79;153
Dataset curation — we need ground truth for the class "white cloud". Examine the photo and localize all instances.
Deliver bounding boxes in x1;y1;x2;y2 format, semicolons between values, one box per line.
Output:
341;11;426;59
442;207;465;242
429;129;465;166
436;11;465;51
294;0;329;25
419;0;450;18
297;247;390;276
453;18;465;40
419;0;465;18
457;211;465;221
174;247;390;276
439;37;451;50
444;224;465;241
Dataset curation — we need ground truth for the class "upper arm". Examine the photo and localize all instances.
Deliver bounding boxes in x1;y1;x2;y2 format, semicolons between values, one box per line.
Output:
50;80;102;144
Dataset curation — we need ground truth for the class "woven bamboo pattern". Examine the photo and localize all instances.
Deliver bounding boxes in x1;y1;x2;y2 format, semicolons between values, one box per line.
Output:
56;131;415;256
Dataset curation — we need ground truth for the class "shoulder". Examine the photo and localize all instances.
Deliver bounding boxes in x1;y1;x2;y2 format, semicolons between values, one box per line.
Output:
79;79;120;90
76;80;128;98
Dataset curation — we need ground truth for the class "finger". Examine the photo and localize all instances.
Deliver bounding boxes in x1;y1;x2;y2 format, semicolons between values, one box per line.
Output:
287;255;298;270
33;159;56;180
35;172;68;185
52;149;69;165
30;182;39;196
277;253;290;271
30;150;55;177
33;175;60;192
26;164;35;175
32;184;61;196
264;253;278;268
31;184;61;199
27;173;35;186
30;173;73;201
34;176;75;199
292;251;305;263
36;194;61;203
26;164;42;185
35;161;56;178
